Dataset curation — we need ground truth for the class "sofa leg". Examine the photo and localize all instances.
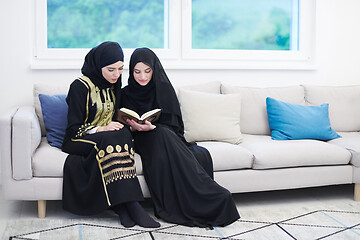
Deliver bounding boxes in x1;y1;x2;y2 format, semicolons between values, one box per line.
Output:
355;183;360;202
38;200;46;218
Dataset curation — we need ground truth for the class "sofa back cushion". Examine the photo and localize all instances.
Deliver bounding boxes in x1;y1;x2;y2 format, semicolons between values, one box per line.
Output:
221;84;305;135
303;85;360;132
38;94;68;148
34;84;69;136
178;89;242;144
174;81;221;95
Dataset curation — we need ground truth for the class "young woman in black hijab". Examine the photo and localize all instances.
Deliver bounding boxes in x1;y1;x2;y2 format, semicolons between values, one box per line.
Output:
121;47;240;228
62;42;160;228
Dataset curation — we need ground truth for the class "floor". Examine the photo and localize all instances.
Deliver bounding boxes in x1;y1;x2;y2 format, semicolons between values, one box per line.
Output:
0;184;359;237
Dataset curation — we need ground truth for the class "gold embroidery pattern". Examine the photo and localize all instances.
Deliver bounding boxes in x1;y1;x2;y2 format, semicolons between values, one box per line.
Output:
97;144;137;186
75;123;95;138
79;76;115;128
98;152;134;164
116;145;122;152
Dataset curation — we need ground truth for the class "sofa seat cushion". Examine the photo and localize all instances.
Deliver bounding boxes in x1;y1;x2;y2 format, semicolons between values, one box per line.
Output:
32;138;144;177
197;141;254;171
329;132;360;167
240;134;351;169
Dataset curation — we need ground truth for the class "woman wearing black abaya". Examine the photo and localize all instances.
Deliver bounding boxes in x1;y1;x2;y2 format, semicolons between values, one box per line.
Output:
61;42;159;228
121;47;240;228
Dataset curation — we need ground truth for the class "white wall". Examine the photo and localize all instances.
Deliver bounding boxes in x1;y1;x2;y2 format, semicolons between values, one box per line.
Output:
1;0;360;181
1;0;360;116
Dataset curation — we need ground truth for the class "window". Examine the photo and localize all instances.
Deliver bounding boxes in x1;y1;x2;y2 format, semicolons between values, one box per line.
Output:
47;0;168;49
32;0;315;69
191;0;298;51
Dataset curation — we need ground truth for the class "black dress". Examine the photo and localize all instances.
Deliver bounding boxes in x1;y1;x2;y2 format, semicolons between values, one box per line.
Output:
121;47;240;227
62;77;143;216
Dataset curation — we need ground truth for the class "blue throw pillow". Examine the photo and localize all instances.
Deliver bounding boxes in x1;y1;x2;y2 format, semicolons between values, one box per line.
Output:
39;94;68;148
266;97;341;140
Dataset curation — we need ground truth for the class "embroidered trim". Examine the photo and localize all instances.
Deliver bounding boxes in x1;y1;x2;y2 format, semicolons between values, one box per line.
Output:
103;167;137;185
97;144;137;197
98;151;134;164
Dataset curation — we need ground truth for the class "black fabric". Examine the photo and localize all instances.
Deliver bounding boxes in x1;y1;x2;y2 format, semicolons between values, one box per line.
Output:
132;125;240;227
122;48;184;137
62;130;143;215
81;41;123;112
62;42;144;216
121;48;239;227
81;41;124;90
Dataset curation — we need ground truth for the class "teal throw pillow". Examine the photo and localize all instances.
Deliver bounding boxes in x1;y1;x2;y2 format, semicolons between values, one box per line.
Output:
266;97;341;140
39;94;68;148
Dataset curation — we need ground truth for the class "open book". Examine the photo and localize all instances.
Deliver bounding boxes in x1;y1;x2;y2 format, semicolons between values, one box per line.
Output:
117;108;162;125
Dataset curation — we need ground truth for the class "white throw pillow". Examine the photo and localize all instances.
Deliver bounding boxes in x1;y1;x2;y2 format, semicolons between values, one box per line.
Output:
178;89;242;144
221;83;305;135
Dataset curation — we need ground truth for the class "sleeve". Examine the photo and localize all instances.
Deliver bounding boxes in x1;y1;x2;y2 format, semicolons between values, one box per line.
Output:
65;80;97;139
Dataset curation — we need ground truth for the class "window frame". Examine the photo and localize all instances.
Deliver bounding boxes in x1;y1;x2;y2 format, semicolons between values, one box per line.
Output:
181;0;315;69
31;0;315;70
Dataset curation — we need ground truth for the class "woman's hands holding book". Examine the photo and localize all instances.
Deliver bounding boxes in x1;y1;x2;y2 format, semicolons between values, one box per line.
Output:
127;119;156;132
97;121;124;132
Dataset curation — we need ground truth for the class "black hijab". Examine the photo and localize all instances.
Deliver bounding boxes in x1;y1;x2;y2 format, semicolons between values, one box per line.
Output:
81;41;124;110
123;48;184;136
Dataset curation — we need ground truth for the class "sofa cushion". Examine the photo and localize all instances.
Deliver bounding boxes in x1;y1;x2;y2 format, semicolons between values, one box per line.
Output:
39;94;68;149
178;89;242;144
34;84;70;136
32;138;144;177
240;134;351;170
266;97;341;140
197;141;254;171
329;132;360;167
32;138;68;177
221;84;305;135
303;85;360;132
174;81;221;95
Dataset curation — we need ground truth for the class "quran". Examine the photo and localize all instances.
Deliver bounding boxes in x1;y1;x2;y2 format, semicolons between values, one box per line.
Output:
117;108;162;124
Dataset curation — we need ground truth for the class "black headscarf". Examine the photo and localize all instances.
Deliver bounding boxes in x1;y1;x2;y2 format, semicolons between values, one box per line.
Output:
81;41;124;110
122;48;184;136
81;41;124;89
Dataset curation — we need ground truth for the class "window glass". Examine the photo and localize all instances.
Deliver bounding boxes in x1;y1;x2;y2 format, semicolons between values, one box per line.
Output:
47;0;167;48
191;0;298;51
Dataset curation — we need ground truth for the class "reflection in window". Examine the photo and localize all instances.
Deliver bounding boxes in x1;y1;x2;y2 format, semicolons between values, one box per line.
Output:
192;0;298;51
47;0;167;49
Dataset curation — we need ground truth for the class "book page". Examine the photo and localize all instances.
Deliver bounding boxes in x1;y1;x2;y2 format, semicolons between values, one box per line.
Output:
119;108;140;119
141;109;161;120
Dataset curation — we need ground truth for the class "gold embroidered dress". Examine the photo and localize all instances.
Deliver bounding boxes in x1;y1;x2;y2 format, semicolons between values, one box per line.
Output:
62;76;143;215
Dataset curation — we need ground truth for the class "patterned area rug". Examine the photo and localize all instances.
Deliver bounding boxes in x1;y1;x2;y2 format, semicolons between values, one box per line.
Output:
3;209;360;240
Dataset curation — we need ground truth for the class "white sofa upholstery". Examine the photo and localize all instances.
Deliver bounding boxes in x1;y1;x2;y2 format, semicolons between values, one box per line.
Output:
1;81;359;219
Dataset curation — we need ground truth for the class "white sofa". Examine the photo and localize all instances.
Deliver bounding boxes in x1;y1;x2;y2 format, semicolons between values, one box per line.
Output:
1;81;359;219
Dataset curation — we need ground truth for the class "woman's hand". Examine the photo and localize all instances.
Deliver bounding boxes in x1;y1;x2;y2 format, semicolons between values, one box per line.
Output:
127;119;156;132
97;121;124;132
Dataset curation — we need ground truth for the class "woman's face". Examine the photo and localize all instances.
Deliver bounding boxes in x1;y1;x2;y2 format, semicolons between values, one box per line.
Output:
101;61;124;84
133;62;153;86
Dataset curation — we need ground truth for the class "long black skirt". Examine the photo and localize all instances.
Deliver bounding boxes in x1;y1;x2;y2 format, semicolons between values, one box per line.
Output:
132;125;240;227
62;128;144;216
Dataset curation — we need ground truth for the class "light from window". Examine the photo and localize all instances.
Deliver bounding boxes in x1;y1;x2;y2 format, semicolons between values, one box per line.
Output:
47;0;168;49
191;0;298;51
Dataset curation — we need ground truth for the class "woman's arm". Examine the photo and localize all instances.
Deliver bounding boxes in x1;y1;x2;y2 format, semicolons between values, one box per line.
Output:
65;80;91;139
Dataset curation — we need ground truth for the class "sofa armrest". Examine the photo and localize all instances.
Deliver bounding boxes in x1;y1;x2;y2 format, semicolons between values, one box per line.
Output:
11;106;42;180
0;107;18;185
